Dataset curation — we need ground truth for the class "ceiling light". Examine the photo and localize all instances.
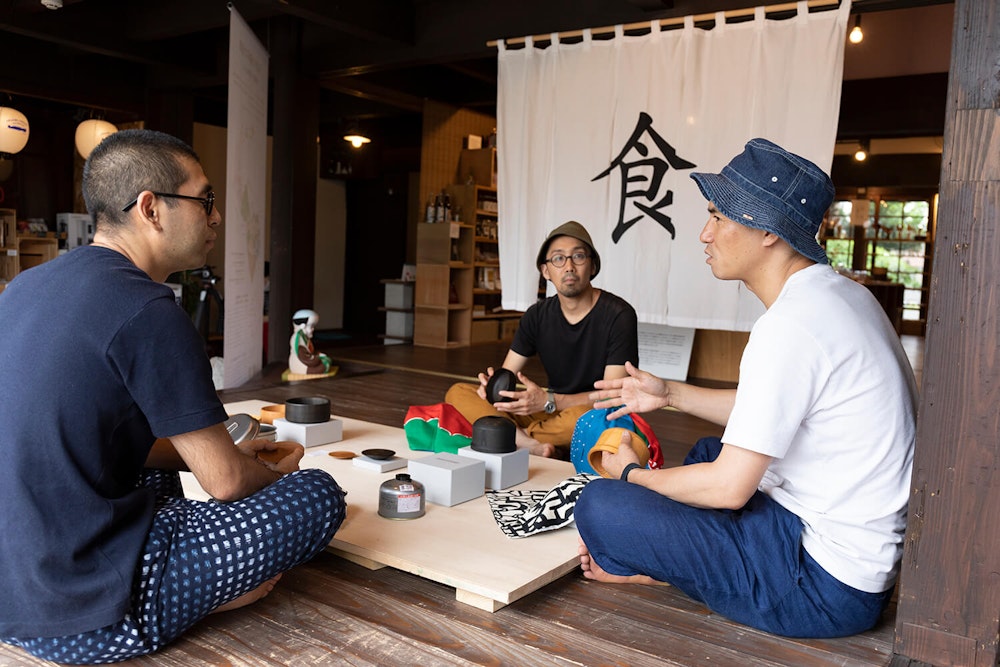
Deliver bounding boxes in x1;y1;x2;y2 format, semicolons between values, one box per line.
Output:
40;0;62;8
0;107;30;156
854;140;869;162
849;15;863;44
343;133;370;148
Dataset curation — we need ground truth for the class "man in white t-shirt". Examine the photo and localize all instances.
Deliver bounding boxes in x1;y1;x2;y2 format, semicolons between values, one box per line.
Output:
575;138;918;638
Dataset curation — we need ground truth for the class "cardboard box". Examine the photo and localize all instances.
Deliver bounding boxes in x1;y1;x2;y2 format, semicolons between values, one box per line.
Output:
458;148;497;188
500;318;520;341
471;319;498;344
407;453;485;507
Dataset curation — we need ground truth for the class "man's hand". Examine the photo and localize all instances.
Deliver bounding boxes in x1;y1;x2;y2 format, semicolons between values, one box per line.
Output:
591;361;670;419
475;366;497;401
492;371;546;415
237;439;304;474
599;430;641;480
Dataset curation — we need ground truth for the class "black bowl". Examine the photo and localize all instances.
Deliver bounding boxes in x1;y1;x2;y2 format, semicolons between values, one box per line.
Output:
485;368;517;404
362;448;396;460
284;396;330;424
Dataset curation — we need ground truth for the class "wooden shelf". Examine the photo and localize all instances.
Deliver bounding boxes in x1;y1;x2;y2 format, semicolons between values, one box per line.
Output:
415;180;519;348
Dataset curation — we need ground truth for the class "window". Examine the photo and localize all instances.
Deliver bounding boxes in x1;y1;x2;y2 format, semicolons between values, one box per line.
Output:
822;196;935;335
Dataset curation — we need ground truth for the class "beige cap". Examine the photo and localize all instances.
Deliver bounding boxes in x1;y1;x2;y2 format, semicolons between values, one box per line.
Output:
535;220;600;278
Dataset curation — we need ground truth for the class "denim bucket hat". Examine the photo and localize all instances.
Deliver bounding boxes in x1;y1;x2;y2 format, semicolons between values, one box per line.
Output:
690;138;834;265
535;220;601;278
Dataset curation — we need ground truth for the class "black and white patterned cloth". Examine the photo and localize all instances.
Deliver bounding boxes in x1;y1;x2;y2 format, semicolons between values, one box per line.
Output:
486;473;598;538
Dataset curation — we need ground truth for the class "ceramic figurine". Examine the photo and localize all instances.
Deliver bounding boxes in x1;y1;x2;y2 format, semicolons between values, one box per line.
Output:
289;309;332;375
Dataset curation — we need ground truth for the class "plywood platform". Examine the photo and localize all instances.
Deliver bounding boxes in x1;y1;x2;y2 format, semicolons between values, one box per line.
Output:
182;399;582;612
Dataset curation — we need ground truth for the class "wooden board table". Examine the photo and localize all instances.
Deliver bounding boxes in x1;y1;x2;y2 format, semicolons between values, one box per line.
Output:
181;399;582;612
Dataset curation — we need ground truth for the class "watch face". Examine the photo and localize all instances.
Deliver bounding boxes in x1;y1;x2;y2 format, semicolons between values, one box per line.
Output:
545;401;556;414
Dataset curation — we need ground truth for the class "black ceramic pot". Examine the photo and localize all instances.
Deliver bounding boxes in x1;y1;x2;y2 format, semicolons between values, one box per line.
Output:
472;416;517;454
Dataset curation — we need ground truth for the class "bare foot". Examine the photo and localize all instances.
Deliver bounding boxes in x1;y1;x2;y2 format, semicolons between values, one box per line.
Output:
515;429;555;457
211;574;283;613
577;537;664;585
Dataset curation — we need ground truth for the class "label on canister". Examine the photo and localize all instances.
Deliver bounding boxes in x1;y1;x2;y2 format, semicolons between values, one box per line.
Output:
378;474;425;519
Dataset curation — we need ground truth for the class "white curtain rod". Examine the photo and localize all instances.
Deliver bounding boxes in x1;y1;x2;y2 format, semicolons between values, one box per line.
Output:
488;0;843;48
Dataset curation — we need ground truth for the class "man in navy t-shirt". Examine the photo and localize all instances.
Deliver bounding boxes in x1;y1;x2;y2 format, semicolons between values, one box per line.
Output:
0;129;345;664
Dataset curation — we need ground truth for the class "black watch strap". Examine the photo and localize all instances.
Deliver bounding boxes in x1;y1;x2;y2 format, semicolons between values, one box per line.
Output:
620;462;642;482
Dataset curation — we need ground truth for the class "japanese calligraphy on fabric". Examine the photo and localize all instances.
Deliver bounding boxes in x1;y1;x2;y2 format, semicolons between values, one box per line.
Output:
497;3;851;330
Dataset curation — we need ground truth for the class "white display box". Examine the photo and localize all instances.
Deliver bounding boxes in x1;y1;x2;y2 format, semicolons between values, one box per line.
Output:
457;445;529;491
385;311;413;338
384;281;414;309
56;213;95;250
407;453;485;507
274;417;343;448
353;455;407;473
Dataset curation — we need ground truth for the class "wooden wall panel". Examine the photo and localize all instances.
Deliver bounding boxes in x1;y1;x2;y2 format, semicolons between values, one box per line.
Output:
418;100;495;212
893;2;1000;665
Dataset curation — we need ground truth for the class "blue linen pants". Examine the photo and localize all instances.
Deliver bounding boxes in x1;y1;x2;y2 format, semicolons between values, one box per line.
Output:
4;468;346;664
574;437;892;638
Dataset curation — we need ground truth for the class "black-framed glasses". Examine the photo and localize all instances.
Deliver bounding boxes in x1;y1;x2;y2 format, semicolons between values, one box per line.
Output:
545;251;589;268
122;191;215;216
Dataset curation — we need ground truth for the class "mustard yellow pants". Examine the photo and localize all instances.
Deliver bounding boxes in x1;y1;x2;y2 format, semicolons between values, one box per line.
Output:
444;381;590;450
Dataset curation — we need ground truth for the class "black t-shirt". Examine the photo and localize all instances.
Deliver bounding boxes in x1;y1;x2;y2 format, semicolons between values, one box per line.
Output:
511;290;639;394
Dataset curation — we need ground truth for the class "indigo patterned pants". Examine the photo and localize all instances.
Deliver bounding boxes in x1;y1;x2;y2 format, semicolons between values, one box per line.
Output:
4;468;345;664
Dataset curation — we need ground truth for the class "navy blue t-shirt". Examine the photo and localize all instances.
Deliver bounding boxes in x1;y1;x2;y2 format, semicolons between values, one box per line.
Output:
511;290;639;394
0;246;227;637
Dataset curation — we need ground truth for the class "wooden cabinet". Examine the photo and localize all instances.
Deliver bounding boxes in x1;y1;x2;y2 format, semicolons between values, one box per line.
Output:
414;221;474;348
455;183;521;343
0;208;17;289
0;209;60;292
414;182;521;348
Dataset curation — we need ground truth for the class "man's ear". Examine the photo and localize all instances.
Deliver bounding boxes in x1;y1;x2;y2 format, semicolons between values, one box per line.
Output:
540;264;551;282
132;191;163;230
761;231;781;248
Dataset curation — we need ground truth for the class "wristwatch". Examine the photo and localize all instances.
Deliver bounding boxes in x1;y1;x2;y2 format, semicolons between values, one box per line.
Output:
544;389;557;414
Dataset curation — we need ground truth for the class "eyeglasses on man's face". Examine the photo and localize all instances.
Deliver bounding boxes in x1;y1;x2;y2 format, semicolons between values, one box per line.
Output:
545;251;589;268
122;190;216;216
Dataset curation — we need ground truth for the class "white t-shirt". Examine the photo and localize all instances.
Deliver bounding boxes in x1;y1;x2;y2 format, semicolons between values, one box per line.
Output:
723;264;918;593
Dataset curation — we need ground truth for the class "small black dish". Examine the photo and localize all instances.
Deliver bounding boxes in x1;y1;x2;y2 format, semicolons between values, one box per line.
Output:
362;448;396;460
285;396;330;424
485;368;517;404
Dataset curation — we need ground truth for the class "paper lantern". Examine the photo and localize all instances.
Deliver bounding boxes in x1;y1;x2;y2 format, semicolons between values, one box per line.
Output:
75;119;118;159
0;107;30;155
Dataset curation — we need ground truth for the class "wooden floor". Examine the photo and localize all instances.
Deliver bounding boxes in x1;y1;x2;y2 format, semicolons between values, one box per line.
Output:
1;337;923;667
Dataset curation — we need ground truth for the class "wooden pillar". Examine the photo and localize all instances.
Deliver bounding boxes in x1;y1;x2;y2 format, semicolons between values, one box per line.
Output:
892;2;1000;666
268;16;319;365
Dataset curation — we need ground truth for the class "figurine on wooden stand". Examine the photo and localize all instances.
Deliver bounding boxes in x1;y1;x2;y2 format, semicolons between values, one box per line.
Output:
288;309;334;378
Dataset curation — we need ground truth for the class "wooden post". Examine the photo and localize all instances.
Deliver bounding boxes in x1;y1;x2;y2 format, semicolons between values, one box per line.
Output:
268;16;319;365
892;2;1000;665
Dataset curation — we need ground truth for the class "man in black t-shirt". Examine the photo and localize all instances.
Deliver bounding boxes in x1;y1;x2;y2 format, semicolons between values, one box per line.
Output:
445;221;638;457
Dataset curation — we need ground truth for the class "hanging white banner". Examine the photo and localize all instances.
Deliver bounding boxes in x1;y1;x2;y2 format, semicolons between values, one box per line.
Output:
223;6;269;388
497;2;851;331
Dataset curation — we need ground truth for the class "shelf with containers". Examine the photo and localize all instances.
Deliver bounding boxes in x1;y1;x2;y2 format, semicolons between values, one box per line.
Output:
448;183;521;344
413;220;475;348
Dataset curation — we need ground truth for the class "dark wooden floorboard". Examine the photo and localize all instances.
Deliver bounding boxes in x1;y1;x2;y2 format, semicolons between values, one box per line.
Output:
0;341;897;666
